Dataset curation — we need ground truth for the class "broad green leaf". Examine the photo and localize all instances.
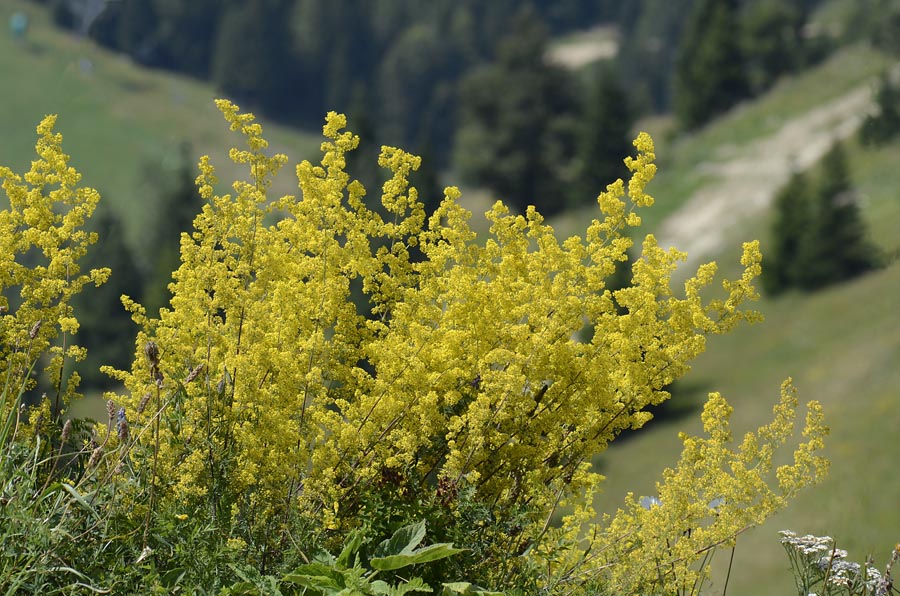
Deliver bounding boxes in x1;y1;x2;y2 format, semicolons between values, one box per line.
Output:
371;578;433;595
280;574;337;593
160;566;187;587
370;543;465;571
282;562;347;591
374;520;427;558
217;581;257;595
59;483;100;520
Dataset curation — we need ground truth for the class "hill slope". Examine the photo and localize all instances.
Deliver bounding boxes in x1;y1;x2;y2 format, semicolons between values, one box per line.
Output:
0;0;319;253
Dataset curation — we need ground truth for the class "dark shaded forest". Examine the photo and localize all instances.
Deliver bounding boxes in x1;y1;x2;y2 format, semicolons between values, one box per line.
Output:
41;0;850;178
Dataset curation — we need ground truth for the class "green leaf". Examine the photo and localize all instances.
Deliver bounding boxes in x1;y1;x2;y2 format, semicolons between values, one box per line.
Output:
282;562;347;592
160;566;187;587
59;483;100;520
374;520;427;558
371;578;432;595
337;527;366;568
370;543;465;571
218;581;257;595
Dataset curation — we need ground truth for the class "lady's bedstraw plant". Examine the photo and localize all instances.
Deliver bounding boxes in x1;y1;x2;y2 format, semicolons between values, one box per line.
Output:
99;100;829;592
0;116;120;593
553;380;828;595
0;115;108;426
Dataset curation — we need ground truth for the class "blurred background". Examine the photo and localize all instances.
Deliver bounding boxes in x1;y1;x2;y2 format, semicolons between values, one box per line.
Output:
1;0;898;593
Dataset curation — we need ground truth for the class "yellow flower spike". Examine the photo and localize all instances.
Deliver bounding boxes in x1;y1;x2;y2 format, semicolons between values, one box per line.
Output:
0;114;105;422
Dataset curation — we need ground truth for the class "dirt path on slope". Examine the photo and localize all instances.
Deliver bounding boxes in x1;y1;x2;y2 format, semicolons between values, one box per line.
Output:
654;84;876;266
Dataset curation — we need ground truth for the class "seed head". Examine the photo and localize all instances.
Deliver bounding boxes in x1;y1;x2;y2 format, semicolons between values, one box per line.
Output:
87;446;102;468
117;408;128;443
144;341;160;366
137;392;151;414
185;364;204;383
144;341;163;385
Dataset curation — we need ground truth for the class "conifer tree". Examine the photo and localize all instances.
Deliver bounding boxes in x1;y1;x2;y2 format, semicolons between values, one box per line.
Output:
409;140;443;216
674;0;750;130
742;0;809;93
575;65;634;206
860;72;900;146
116;0;159;61
211;0;295;113
615;0;694;113
150;0;223;77
454;6;579;215
70;201;143;389
140;142;200;315
376;24;460;153
763;171;811;294
344;90;383;198
797;142;878;289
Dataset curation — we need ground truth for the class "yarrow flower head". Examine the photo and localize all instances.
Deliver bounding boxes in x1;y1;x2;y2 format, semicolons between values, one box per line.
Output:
781;531;898;596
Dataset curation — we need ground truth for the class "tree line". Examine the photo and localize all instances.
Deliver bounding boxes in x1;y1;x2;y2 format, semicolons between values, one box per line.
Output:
37;0;842;210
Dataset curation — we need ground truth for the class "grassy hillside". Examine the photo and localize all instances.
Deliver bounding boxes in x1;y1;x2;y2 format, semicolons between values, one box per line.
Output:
552;43;893;242
588;61;900;596
0;0;319;252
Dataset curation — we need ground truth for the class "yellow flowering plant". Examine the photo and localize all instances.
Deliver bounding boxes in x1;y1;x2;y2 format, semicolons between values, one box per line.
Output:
0;103;828;593
0;114;108;429
0;116;119;593
100;100;828;591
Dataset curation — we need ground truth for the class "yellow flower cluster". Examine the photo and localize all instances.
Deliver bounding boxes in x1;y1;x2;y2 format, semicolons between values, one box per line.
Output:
99;101;826;578
540;379;828;593
0;115;107;424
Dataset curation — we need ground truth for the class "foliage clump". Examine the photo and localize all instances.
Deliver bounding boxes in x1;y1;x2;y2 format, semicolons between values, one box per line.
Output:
0;104;829;594
0;114;109;420
674;0;750;130
454;6;579;215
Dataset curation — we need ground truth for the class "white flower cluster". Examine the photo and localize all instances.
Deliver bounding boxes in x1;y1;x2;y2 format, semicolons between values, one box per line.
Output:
780;530;836;556
780;530;894;596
